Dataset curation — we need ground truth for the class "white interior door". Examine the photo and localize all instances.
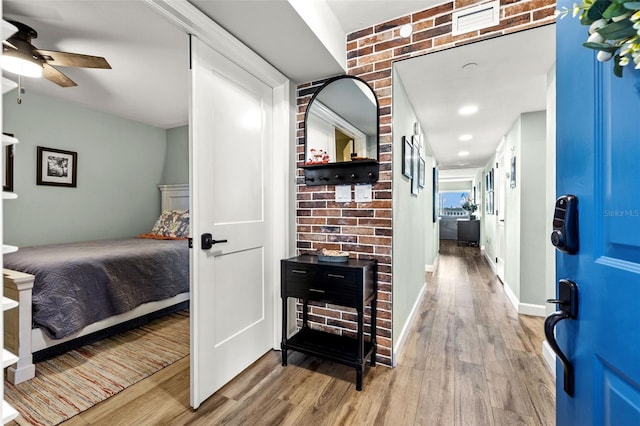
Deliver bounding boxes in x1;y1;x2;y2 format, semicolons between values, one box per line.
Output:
189;36;274;409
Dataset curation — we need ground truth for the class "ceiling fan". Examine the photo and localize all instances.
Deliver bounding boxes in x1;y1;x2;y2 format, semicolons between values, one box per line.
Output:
2;20;111;87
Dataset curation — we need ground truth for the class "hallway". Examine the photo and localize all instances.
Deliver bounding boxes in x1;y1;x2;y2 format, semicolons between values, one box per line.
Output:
62;242;555;425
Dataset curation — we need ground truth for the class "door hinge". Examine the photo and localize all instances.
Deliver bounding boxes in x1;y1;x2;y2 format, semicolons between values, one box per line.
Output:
188;238;193;249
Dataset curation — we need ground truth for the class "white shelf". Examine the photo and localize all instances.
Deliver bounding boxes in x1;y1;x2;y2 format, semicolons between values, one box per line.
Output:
1;77;17;96
2;297;18;312
2;400;19;423
2;349;18;369
1;134;18;146
1;192;17;200
2;245;18;255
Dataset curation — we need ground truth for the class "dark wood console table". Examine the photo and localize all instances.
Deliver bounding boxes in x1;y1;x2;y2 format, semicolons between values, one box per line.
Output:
280;255;377;391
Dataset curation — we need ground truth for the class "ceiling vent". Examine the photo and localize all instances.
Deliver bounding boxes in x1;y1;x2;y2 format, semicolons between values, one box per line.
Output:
452;1;500;36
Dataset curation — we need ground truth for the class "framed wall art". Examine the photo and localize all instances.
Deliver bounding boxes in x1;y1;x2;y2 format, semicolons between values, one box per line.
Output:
37;146;78;188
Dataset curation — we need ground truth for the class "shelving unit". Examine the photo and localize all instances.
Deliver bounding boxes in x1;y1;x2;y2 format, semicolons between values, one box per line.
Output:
1;126;20;423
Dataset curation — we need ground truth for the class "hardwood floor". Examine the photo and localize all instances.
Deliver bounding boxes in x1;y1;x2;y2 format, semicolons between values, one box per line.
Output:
61;241;555;425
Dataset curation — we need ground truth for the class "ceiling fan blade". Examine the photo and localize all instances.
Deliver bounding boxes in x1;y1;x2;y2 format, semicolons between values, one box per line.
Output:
2;40;18;51
42;63;77;87
35;49;111;69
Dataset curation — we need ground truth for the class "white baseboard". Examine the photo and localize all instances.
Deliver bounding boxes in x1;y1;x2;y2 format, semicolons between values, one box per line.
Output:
483;251;496;273
393;282;427;366
502;280;519;313
542;339;556;378
518;303;546;317
502;282;545;317
425;253;439;273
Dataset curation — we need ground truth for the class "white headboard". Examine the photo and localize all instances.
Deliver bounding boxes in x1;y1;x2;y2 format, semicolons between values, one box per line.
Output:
158;184;189;211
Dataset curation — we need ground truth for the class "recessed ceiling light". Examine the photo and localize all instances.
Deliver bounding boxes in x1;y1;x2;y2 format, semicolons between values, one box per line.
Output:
458;134;472;141
458;151;470;157
459;105;478;115
399;24;413;38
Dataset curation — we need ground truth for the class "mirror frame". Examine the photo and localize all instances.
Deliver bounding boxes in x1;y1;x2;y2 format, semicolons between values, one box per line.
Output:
302;75;380;186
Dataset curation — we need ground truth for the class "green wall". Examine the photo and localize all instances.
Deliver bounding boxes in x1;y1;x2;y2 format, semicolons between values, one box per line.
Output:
3;90;170;246
164;125;189;184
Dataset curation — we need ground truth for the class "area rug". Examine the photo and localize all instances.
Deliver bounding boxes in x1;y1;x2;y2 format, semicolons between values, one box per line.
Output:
5;311;189;426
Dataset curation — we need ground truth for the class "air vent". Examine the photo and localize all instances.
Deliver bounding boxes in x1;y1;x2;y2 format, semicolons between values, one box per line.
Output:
452;1;500;36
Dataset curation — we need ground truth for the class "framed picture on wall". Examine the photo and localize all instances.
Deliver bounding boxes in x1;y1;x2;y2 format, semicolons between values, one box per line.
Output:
418;157;426;188
432;167;438;222
3;140;14;192
510;156;517;189
37;146;78;188
402;136;412;178
411;144;419;196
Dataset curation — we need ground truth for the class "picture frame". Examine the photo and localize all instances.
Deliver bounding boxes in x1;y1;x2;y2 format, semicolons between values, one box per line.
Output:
510;156;516;189
3;143;14;193
402;136;412;178
37;146;78;187
418;157;426;188
411;144;419;196
432;167;439;222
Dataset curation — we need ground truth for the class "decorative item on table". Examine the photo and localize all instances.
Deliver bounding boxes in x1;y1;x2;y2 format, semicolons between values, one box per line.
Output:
306;148;330;165
317;248;349;262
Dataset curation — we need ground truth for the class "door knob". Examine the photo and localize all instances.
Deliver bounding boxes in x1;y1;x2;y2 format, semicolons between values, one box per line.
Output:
201;233;228;250
544;279;579;397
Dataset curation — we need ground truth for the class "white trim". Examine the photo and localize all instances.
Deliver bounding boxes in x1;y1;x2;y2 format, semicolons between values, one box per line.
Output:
483;250;496;273
145;0;287;87
392;282;427;366
271;81;291;349
502;280;520;313
542;340;557;377
425;253;439;272
518;303;546;317
502;281;546;317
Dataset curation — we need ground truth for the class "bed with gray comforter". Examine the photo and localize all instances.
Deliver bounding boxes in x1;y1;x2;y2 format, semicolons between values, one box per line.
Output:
3;238;189;339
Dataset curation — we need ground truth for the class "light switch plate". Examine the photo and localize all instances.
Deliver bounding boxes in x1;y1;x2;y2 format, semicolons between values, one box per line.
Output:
355;184;372;202
335;185;351;202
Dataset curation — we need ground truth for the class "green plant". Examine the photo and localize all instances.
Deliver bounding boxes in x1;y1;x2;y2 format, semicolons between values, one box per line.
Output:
462;200;478;213
557;0;640;77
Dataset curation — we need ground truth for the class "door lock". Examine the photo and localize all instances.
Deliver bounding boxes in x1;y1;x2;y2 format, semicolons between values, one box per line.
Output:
201;233;228;250
551;195;579;254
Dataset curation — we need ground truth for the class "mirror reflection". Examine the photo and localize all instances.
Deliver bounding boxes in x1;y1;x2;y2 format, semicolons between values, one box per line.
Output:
305;76;378;165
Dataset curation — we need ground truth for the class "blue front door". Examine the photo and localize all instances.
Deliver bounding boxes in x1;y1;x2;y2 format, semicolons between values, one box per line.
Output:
556;0;640;424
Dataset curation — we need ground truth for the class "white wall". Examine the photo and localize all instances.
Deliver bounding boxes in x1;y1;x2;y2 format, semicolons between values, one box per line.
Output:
482;110;548;314
391;70;438;361
164;125;189;184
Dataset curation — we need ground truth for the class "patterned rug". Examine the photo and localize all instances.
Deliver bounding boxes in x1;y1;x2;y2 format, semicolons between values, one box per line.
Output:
5;311;189;426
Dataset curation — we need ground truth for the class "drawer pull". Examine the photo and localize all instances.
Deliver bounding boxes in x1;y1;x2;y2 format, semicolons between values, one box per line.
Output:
309;289;325;294
327;273;345;279
291;269;307;274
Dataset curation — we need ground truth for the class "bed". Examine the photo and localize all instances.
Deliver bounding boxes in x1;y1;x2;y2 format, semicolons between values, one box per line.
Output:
3;184;190;384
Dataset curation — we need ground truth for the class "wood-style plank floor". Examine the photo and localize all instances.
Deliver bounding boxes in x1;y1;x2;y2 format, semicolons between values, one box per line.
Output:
61;241;555;425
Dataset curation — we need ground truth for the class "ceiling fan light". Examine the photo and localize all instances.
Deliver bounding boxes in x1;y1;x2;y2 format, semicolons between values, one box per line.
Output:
1;54;43;78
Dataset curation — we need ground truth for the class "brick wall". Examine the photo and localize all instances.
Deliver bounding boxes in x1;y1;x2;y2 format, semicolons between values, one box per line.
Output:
296;0;555;366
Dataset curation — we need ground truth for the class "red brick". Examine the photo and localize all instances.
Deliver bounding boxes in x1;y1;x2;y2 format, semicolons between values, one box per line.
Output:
375;16;412;33
347;27;374;42
412;3;454;21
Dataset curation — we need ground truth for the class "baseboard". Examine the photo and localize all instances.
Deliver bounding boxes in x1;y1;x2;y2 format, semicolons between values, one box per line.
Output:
501;282;546;318
502;280;519;313
518;303;546;317
425;253;439;273
484;250;496;273
542;339;556;377
393;282;427;366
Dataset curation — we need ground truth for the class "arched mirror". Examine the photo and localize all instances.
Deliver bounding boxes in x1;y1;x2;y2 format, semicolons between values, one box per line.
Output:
303;75;379;186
